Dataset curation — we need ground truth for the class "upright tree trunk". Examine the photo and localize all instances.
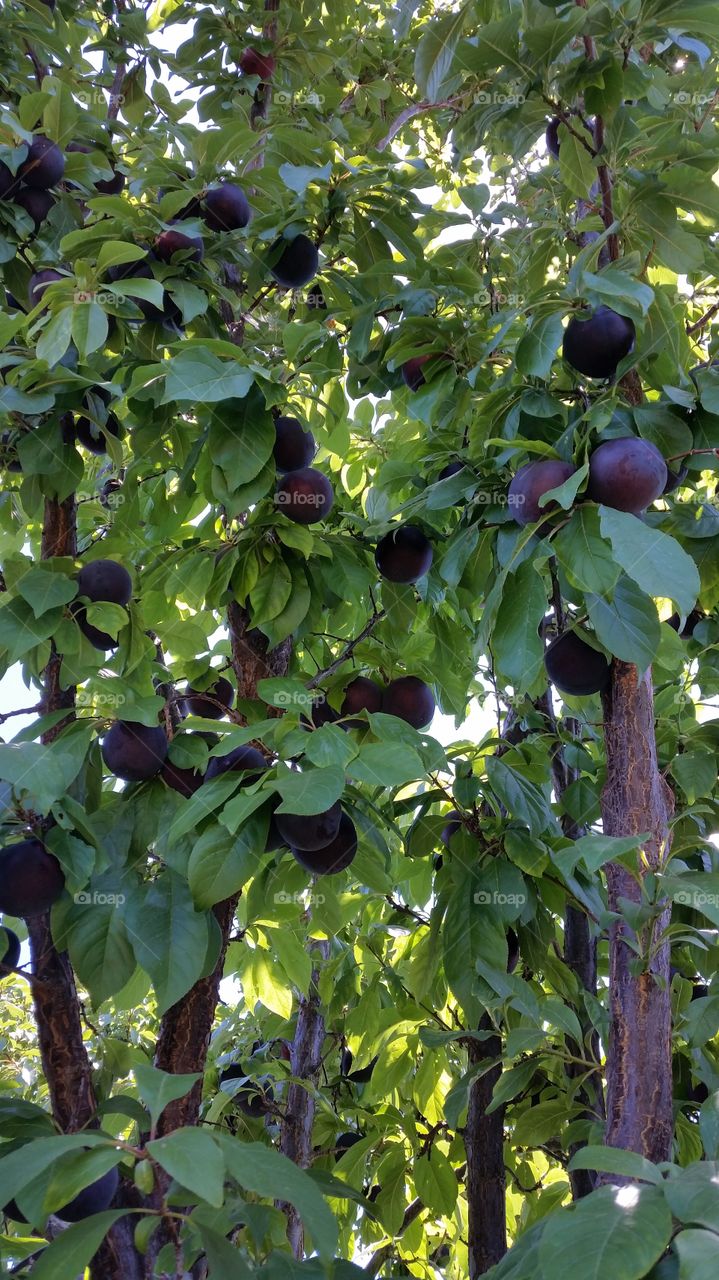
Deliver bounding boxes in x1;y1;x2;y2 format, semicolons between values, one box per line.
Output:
277;947;328;1257
600;662;674;1163
466;1018;506;1276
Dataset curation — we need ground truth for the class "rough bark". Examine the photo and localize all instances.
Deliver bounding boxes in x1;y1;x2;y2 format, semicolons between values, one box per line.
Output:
30;497;98;1134
600;662;674;1164
466;1017;506;1276
277;945;329;1257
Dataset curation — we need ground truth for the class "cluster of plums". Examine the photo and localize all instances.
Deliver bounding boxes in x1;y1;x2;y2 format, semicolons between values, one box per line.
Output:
0;134;66;232
327;673;436;731
273;414;334;525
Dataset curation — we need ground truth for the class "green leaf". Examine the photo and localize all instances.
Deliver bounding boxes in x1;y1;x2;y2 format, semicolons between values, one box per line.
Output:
414;7;467;101
134;1064;201;1131
664;1161;719;1230
568;1145;662;1184
124;874;211;1014
162;354;254;404
586;576;661;668
413;1148;458;1215
554;507;620;595
492;559;546;690
274;766;345;815
148;1128;225;1206
486;758;557;837
537;1185;672;1280
674;1229;719;1280
188;818;268;910
599;507;700;615
31;1211;128;1280
219;1137;338;1259
515;312;564;379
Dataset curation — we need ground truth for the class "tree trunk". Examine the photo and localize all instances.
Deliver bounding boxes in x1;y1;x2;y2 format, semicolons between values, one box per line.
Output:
466;1018;506;1276
600;661;674;1164
277;946;328;1257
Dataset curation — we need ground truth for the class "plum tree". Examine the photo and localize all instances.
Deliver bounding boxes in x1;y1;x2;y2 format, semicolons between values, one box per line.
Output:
202;183;251;231
239;47;276;79
402;354;431;390
101;721;168;781
664;463;689;494
28;269;63;308
182;674;234;718
382;676;435;728
508;459;576;526
58;1166;119;1222
375;524;433;583
291;812;358;874
18;135;65;189
587;437;668;513
219;1064;274;1117
204;743;266;782
562;306;635;379
0;840;65;917
544;629;611;697
273;416;316;472
12;187;55;230
0;926;21;971
74;387;122;453
269;234;318;288
305;697;340;728
76;559;132;607
275;467;333;524
341;676;383;725
154;229;204;263
275;800;342;851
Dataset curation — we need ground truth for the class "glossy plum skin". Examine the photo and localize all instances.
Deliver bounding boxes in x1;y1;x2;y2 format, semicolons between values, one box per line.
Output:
0;840;65;917
382;676;436;729
275;801;342;851
586;437;668;513
101;722;168;781
275;468;333;524
269;234;318;288
562;306;635;379
291;812;358;875
273;416;316;472
202;183;251;231
508;459;576;526
77;559;132;606
544;630;611;697
375;524;433;584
